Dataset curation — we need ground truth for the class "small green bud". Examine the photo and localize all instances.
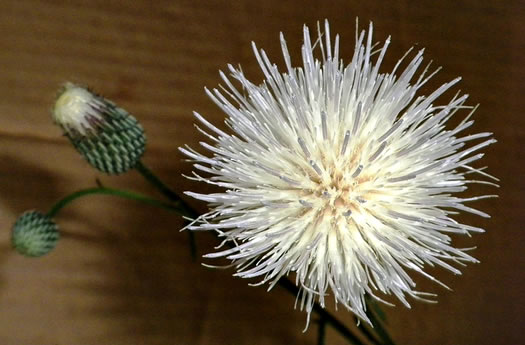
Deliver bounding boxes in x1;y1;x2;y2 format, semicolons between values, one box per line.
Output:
52;83;146;175
12;211;59;257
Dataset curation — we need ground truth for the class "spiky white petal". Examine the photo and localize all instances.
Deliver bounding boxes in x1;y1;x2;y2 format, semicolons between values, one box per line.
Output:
182;21;496;325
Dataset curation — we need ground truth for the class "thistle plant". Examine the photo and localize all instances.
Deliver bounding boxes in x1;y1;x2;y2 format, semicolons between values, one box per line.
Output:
8;19;496;345
181;20;497;326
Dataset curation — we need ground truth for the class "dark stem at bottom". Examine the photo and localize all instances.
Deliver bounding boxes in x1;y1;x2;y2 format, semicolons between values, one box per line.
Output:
278;278;367;345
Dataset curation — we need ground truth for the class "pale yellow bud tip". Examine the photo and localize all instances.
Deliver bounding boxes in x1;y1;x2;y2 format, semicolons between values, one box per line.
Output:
52;82;103;136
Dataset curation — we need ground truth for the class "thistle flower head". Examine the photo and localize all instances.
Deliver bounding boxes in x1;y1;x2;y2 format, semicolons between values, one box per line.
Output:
12;211;60;257
181;21;496;325
52;83;146;175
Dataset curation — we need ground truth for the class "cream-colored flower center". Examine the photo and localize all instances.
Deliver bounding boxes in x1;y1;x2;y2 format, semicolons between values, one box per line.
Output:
298;146;376;227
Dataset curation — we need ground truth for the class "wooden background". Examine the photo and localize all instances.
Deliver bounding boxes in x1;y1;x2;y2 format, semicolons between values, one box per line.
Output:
0;1;522;344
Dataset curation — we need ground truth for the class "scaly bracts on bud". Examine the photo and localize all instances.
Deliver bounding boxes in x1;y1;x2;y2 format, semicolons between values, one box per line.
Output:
53;83;146;175
12;211;59;257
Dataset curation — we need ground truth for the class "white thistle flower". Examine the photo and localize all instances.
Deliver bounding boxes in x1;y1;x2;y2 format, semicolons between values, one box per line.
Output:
181;21;497;325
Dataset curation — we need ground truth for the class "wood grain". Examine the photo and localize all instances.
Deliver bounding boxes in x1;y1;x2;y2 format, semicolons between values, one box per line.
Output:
0;1;523;344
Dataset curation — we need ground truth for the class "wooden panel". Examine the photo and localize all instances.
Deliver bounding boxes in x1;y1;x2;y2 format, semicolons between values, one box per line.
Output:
0;1;522;344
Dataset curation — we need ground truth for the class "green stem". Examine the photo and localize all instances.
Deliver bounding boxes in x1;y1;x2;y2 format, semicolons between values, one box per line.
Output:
135;160;198;259
278;278;367;345
354;316;383;345
317;313;326;345
47;187;185;218
365;298;396;345
135;160;198;219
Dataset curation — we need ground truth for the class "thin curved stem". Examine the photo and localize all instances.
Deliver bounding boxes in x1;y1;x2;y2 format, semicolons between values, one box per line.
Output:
47;187;184;218
365;297;396;345
317;313;327;345
354;316;383;345
134;160;198;259
278;278;368;345
135;160;198;219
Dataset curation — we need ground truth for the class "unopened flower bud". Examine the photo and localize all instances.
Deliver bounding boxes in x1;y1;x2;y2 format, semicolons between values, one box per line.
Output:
12;211;59;257
52;83;146;174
